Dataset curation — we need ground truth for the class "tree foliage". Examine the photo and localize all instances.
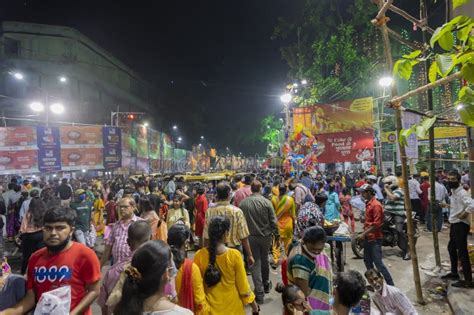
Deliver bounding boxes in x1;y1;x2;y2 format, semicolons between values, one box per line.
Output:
273;0;379;105
393;0;474;140
260;115;283;154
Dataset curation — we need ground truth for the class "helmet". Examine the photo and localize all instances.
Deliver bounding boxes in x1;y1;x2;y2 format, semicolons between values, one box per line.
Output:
382;175;399;187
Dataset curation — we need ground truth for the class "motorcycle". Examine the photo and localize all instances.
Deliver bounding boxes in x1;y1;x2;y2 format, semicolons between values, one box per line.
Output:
351;212;420;259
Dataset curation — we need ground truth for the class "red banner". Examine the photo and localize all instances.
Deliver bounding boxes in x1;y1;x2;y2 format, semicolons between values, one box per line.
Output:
61;148;103;170
0;150;38;174
315;130;374;163
0;127;37;149
60;126;103;147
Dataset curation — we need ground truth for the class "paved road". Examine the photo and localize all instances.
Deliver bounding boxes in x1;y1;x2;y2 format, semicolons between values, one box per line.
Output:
92;226;453;314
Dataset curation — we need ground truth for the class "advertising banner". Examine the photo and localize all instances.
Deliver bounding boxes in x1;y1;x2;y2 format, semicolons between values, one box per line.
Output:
137;158;149;173
0;150;38;174
315;130;374;163
103;127;122;169
397;111;420;164
0;127;37;150
61;148;103;170
382;127;466;144
163;134;174;159
60;126;103;147
148;129;161;159
293;97;373;135
37;127;61;172
135;125;148;159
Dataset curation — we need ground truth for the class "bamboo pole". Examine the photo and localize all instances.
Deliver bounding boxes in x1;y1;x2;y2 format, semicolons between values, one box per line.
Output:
375;0;425;304
387;72;462;106
421;0;441;268
387;28;425;50
389;4;434;33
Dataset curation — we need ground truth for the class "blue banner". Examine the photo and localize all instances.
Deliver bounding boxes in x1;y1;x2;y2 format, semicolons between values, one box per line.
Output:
103;127;122;169
37;127;61;172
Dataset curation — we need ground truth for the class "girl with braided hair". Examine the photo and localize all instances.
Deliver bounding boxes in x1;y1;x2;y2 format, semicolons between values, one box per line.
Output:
194;216;260;314
167;224;208;314
114;240;191;315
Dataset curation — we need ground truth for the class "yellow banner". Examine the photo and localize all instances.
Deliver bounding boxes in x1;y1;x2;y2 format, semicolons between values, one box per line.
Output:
381;127;466;143
292;97;373;135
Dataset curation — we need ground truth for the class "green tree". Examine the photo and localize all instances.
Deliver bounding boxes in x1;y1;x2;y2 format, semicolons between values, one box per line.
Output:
260;115;284;154
273;0;380;105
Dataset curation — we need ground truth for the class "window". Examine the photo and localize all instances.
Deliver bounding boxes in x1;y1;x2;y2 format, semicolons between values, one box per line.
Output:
4;37;20;57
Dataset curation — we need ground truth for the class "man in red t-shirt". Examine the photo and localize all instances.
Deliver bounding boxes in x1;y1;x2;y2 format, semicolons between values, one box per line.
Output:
0;206;101;315
355;184;394;286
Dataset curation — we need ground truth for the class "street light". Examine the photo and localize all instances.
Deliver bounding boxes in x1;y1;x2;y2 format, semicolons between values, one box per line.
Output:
50;103;65;114
29;102;45;112
177;137;182;142
143;122;149;127
172;125;178;130
378;76;393;87
59;76;67;83
200;135;204;140
11;72;24;80
280;93;292;104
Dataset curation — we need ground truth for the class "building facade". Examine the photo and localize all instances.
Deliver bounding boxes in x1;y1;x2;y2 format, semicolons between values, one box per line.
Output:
0;21;157;126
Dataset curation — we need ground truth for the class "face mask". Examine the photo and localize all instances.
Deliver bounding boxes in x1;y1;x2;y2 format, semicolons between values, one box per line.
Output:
302;244;319;258
373;283;383;292
79;194;86;201
448;181;460;189
46;236;70;253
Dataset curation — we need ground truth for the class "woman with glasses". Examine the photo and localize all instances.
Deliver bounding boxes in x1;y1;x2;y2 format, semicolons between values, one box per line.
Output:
114;240;192;315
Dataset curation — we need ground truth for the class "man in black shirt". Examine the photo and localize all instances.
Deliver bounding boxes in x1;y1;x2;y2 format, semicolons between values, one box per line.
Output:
57;178;73;207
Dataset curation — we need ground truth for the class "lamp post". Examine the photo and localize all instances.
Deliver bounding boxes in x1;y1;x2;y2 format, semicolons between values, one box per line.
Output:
375;76;393;171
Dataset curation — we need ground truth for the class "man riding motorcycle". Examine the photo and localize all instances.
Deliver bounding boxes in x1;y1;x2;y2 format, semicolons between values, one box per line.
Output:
382;176;410;261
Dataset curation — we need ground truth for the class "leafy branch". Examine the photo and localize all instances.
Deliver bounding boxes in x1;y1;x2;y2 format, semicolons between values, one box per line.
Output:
391;0;473;142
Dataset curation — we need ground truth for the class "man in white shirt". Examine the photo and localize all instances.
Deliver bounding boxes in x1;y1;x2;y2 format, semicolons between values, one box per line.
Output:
408;175;422;223
367;175;384;202
427;180;449;232
440;170;473;288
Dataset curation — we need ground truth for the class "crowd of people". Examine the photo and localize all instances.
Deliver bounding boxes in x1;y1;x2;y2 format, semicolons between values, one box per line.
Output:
0;166;471;314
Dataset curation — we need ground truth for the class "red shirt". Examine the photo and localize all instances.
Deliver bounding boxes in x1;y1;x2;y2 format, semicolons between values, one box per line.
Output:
363;197;384;241
27;242;101;315
194;194;209;237
355;180;366;188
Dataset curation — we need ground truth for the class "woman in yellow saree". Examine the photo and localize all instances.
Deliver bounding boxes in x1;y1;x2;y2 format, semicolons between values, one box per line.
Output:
271;184;296;252
92;192;106;236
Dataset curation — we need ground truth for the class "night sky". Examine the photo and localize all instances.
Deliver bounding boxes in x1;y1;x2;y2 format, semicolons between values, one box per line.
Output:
1;0;294;154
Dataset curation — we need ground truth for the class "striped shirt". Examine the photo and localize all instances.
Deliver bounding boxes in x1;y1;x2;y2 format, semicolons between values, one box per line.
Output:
203;201;249;247
371;283;418;315
384;188;405;215
104;215;142;264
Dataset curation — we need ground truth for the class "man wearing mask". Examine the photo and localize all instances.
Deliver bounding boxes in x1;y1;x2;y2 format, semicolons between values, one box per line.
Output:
71;189;93;246
383;176;410;261
356;184;394;286
441;170;474;288
0;206;101;315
